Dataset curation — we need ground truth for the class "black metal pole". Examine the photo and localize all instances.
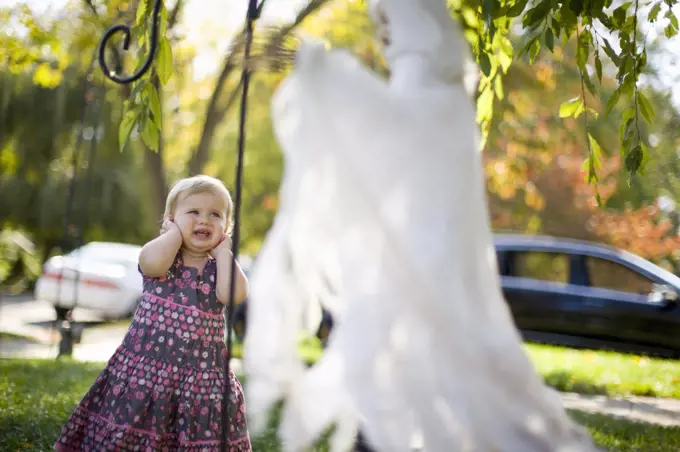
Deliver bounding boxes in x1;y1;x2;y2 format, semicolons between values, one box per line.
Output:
55;70;96;358
221;3;262;449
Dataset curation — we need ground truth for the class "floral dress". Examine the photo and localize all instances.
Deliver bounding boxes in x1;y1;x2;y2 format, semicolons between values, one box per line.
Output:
55;255;251;451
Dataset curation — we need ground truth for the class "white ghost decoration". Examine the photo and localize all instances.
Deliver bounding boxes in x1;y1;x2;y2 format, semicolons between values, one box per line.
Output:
243;0;599;451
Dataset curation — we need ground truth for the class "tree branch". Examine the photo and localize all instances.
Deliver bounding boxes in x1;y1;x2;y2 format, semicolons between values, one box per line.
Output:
187;0;330;175
168;0;184;30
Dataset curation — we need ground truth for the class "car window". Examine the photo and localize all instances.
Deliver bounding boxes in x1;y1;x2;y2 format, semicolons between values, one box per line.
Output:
512;251;569;284
585;257;655;295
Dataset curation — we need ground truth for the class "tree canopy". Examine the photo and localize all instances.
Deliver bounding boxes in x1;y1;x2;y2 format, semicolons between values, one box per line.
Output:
110;0;678;186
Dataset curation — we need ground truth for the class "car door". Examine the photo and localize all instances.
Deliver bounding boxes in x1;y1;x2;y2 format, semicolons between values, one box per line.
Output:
579;255;679;352
500;249;586;337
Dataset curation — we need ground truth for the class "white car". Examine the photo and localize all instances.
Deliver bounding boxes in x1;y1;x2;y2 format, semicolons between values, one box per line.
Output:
36;242;143;320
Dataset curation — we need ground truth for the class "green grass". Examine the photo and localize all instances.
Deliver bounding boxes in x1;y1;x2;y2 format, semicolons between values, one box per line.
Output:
236;337;680;399
1;359;679;451
0;331;39;343
525;343;680;399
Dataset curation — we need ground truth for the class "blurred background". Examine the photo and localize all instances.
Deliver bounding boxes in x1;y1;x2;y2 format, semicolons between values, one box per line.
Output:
1;0;680;450
1;0;680;353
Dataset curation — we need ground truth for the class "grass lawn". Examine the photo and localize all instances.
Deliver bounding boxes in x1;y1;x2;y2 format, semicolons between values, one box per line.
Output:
525;343;680;399
1;359;680;451
233;337;680;399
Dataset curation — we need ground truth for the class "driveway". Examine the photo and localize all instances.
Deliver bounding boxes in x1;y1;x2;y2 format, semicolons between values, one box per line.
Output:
0;293;128;361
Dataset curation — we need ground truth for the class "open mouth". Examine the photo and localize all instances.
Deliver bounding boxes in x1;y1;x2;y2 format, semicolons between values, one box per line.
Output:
193;228;212;240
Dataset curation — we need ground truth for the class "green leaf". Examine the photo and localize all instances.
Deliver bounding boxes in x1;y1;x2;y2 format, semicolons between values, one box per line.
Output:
141;115;160;151
499;36;514;58
544;27;554;52
159;3;169;37
118;109;140;153
522;0;551;29
574;100;585;118
479;52;492;76
612;2;632;27
621;106;636;123
135;0;149;25
588;132;603;161
506;0;527;17
664;24;678;38
648;2;661;22
601;38;620;65
605;89;621;115
624;144;643;175
144;84;162;127
518;34;538;58
637;91;655;124
476;86;494;124
529;39;541;63
569;0;584;15
639;141;651;175
594;52;603;82
576;31;591;69
157;37;173;85
559;97;581;118
494;75;504;100
130;79;146;104
620;115;636;148
581;153;599;183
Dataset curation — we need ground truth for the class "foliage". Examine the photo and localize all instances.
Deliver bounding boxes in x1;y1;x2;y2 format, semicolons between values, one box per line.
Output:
538;151;680;264
454;0;678;185
3;0;680;277
0;69;156;259
114;0;175;153
0;228;41;293
484;35;680;265
0;3;68;87
1;358;679;451
113;0;679;189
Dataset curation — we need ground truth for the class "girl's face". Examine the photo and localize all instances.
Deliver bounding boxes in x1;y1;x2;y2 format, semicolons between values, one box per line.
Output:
172;191;228;254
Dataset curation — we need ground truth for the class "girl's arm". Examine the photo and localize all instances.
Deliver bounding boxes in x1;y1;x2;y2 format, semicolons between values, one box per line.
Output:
139;220;183;277
213;237;249;305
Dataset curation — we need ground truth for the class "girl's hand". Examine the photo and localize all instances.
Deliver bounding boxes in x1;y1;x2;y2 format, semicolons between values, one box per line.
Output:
160;218;180;236
212;233;233;259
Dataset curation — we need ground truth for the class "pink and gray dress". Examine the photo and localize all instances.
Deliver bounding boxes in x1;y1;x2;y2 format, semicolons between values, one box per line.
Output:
55;255;251;451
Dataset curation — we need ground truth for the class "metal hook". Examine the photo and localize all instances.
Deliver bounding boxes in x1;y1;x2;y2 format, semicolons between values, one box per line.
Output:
97;0;163;84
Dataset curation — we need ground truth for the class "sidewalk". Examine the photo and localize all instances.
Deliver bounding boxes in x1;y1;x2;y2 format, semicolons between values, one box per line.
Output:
561;392;680;427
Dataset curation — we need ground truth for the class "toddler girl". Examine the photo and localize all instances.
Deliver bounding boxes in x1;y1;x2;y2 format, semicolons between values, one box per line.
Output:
56;175;251;451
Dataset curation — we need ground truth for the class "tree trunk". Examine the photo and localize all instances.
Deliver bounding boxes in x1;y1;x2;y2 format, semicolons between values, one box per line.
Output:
144;78;168;221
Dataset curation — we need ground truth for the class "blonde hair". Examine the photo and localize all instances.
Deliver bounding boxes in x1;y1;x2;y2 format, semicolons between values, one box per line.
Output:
163;175;234;232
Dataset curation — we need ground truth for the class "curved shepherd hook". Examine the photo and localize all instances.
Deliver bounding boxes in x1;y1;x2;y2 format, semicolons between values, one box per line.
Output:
97;0;163;84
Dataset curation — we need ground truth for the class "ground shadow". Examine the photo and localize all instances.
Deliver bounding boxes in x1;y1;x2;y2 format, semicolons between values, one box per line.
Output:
543;370;610;396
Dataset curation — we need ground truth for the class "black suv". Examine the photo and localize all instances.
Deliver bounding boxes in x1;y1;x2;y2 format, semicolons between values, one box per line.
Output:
236;235;680;358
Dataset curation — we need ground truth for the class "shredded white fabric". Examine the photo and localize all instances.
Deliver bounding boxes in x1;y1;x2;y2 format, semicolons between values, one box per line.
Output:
243;1;599;451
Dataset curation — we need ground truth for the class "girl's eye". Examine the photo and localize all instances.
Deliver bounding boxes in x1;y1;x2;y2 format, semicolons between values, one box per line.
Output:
189;210;198;215
211;212;222;218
